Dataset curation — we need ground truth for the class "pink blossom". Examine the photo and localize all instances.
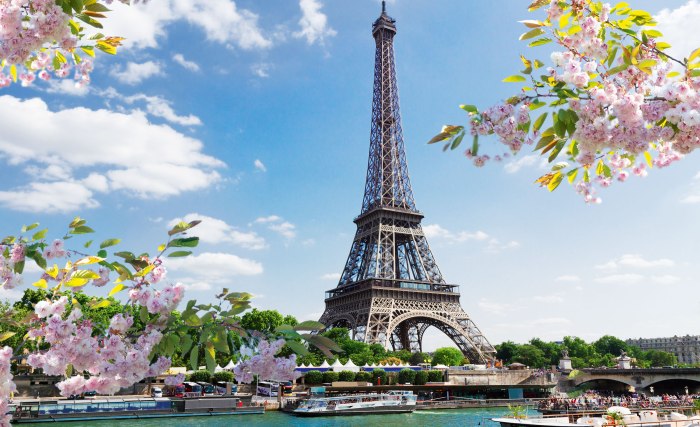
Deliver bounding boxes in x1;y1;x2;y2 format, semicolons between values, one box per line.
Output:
9;243;24;263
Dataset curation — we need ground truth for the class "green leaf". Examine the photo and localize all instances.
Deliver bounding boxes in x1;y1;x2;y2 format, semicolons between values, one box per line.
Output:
533;112;548;132
285;340;309;356
108;283;124;297
33;278;48;289
459;104;478;114
471;134;479;156
212;328;230;354
528;38;552;47
168;220;202;236
168;251;193;257
519;27;545;40
551;162;568;171
168;237;199;248
180;335;193;355
502;75;527;83
450;132;465;150
71;0;83;13
428;131;451;144
139;305;149;324
70;225;95;235
293;320;325;331
84;240;93;249
80;46;95;58
85;2;110;12
22;223;39;233
13;260;24;274
183;311;203;327
567;169;579;184
99;238;121;249
689;47;700;64
30;251;47;269
76;13;103;28
0;331;15;343
690;69;700;78
547;172;563;191
114;251;135;260
205;343;216;372
189;347;199;371
32;229;48;241
72;270;100;280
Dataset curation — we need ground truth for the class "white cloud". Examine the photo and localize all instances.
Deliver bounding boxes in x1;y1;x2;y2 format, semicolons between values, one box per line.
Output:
532;295;564;303
253;215;297;239
486;238;520;253
293;0;337;46
166;252;263;283
251;63;271;78
172;53;200;72
478;298;513;316
655;1;700;62
45;79;89;97
124;94;202;126
531;317;571;326
596;254;675;270
0;180;99;213
102;0;272;50
168;213;266;250
651;274;681;285
0;96;224;212
503;154;541;173
681;171;700;203
110;61;164;85
320;273;341;281
555;275;581;282
594;273;645;285
254;159;267;172
423;224;489;243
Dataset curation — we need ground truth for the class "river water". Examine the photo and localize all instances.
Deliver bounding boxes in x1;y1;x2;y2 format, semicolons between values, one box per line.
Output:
20;407;514;426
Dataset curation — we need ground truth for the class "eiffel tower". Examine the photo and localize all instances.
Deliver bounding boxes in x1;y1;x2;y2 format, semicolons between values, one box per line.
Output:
319;2;496;363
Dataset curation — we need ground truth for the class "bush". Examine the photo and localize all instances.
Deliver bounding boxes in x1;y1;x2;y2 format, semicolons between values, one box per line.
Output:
371;369;387;385
427;370;444;382
304;370;323;384
211;371;234;383
355;371;372;382
398;368;417;384
338;371;355;382
189;370;212;383
414;370;428;385
387;372;397;385
409;352;427;365
322;371;339;384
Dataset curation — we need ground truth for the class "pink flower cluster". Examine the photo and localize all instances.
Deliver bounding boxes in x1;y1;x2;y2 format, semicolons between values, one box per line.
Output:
128;281;185;315
28;307;170;397
0;256;21;290
0;346;16;427
164;373;185;386
0;0;93;88
233;338;300;384
43;239;67;259
92;267;110;287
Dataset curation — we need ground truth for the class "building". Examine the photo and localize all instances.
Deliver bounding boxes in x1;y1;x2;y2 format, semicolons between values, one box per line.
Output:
626;335;700;365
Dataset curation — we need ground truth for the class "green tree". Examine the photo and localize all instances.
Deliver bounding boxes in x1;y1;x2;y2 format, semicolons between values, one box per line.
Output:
355;371;372;382
593;335;629;358
189;370;212;383
427;370;444;382
513;344;546;368
432;347;464;366
371;369;387;385
322;371;339;383
304;370;323;384
212;371;234;383
240;309;284;333
409;352;428;365
398;368;416;384
391;349;411;362
496;341;520;364
529;338;562;366
643;349;677;367
414;370;429;385
338;370;355;381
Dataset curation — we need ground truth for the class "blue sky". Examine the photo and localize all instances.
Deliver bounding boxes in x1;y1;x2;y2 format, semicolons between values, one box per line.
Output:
1;0;700;350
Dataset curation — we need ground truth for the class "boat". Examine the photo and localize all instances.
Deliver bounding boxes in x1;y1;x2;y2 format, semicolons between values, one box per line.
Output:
291;390;417;417
8;396;264;423
493;406;700;427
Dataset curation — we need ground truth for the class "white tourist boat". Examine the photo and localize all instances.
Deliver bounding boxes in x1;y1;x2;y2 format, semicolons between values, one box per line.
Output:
493;406;700;427
291;390;417;417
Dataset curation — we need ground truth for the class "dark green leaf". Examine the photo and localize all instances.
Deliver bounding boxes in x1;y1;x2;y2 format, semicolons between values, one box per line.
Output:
450;132;465;150
168;237;199;248
100;238;121;249
189;347;199;371
293;320;325;331
285;340;309;356
70;225;95;235
168;251;193;257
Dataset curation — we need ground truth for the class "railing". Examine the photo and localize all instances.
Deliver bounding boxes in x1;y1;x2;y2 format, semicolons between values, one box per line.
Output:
326;279;458;299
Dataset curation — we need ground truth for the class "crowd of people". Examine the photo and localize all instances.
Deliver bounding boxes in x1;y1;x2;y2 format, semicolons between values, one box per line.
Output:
538;390;699;412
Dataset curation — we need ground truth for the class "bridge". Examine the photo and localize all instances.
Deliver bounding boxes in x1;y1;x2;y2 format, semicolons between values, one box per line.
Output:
570;368;700;393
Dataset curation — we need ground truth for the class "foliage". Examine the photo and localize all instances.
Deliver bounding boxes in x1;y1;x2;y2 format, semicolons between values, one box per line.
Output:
380;356;402;366
211;371;234;383
304;370;323;385
427;370;444;383
355;371;372;382
414;370;429;385
431;347;464;366
398;368;417;384
494;335;676;368
508;404;527;419
0;0;128;88
338;370;355;381
431;0;700;202
241;309;285;334
371;369;387;385
188;370;212;383
409;352;428;365
322;371;339;384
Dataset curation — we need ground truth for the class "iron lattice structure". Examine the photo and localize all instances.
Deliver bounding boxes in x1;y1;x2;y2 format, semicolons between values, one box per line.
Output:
319;3;496;363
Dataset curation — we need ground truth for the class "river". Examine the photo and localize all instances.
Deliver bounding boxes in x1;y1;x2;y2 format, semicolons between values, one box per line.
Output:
19;407;515;426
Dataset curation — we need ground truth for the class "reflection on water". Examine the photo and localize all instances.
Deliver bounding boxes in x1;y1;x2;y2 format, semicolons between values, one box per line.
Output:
18;407;512;427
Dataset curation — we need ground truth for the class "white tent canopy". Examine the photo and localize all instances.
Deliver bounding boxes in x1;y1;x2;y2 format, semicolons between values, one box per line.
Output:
224;360;235;370
342;358;359;373
319;360;330;368
330;359;344;371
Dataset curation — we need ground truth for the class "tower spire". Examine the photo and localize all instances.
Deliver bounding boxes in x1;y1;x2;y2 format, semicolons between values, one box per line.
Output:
382;0;386;13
